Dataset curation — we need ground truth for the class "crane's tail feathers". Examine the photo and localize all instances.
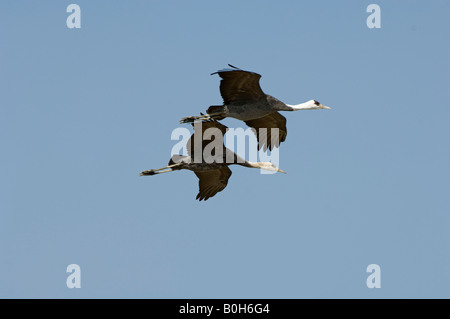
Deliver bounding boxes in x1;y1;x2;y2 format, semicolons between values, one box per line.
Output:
206;105;225;116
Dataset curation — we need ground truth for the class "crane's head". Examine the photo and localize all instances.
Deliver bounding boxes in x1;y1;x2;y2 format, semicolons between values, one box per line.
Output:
308;100;331;110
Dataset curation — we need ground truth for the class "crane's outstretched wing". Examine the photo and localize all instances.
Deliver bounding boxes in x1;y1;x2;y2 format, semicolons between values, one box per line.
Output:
194;166;232;201
244;112;287;151
187;118;228;158
211;65;265;104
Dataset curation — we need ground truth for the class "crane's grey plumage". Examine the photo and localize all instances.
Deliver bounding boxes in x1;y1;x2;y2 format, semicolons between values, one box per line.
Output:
140;118;285;201
180;64;331;151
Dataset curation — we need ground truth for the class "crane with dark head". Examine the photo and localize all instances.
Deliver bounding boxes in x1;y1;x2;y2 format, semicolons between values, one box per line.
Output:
180;64;331;151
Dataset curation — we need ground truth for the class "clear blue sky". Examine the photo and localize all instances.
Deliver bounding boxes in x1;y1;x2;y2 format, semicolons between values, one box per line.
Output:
1;0;449;298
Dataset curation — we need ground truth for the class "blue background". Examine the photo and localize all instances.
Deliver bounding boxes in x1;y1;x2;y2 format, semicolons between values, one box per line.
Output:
1;0;449;298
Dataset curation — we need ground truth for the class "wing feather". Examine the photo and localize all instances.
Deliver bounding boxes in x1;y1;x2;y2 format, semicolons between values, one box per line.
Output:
194;166;232;201
212;67;265;104
244;112;287;151
187;119;228;158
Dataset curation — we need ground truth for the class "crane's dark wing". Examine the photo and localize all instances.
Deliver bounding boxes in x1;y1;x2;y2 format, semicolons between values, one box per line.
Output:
187;118;228;158
244;112;287;151
194;166;232;201
212;65;265;104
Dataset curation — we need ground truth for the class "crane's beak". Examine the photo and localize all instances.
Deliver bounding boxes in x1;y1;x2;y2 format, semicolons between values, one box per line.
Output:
320;105;331;109
277;168;286;174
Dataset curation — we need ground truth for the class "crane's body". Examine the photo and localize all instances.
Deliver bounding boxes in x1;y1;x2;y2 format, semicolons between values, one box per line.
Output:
212;95;288;121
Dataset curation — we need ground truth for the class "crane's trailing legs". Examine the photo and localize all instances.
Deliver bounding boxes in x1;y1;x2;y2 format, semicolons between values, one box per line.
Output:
179;112;223;124
140;164;180;176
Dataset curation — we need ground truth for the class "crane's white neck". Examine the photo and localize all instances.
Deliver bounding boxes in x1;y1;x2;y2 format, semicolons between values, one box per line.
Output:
285;100;318;111
244;161;285;173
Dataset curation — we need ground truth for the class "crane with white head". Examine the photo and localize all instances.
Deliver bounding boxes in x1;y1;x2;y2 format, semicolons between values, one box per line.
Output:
180;64;331;151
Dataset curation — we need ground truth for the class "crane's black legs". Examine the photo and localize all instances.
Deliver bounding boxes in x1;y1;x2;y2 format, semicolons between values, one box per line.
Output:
140;164;179;176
